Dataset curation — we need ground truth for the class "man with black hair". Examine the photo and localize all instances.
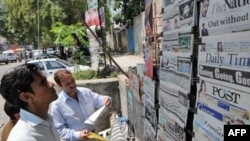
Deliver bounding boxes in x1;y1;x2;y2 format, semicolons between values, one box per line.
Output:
0;63;60;141
1;101;20;141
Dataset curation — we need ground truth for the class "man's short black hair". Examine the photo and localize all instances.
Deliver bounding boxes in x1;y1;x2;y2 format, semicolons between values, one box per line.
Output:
4;101;20;120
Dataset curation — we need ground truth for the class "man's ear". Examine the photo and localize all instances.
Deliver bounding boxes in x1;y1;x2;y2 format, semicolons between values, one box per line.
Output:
19;92;33;103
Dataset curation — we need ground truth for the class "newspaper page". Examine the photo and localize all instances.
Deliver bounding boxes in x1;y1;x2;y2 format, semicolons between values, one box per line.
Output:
158;107;186;141
144;120;157;141
162;0;196;32
143;75;156;103
200;0;250;37
198;31;250;91
194;79;250;141
157;126;170;141
162;30;194;57
144;95;157;126
159;88;189;125
160;54;192;93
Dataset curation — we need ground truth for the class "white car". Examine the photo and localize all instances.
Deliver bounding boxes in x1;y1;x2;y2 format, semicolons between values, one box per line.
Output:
27;58;91;76
3;50;17;62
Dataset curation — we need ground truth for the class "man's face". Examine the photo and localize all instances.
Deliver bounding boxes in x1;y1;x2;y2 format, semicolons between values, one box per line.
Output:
29;72;57;105
58;73;77;96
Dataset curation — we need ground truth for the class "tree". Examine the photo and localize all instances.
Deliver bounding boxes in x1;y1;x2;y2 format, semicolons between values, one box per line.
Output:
112;0;144;26
2;0;88;47
50;22;88;47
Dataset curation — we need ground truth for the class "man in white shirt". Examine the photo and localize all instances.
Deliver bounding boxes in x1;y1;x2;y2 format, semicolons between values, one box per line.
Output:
0;63;60;141
50;70;111;141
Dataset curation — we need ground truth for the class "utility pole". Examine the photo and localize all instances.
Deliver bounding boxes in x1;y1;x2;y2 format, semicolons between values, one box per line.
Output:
97;0;107;66
37;0;40;48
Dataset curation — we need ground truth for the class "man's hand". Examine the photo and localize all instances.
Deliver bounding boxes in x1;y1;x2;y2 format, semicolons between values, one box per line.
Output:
104;97;111;106
79;130;90;141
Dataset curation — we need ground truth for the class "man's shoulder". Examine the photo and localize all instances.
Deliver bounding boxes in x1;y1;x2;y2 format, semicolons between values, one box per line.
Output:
77;87;91;93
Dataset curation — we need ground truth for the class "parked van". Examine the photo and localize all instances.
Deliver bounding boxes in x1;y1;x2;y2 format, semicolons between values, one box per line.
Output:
0;51;8;64
3;50;17;62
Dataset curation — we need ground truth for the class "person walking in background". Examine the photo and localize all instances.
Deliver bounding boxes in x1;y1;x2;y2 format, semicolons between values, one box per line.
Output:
1;101;20;141
0;63;60;141
50;70;112;141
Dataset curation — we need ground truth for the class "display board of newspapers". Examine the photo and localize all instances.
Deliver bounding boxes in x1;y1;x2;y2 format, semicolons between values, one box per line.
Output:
158;0;196;140
193;0;250;140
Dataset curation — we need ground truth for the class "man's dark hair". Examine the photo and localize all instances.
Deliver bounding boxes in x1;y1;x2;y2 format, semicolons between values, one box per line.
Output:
0;63;41;109
4;101;20;120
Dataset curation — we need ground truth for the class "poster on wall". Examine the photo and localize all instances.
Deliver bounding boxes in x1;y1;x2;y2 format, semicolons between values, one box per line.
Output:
199;0;250;37
145;0;153;36
144;37;154;78
87;0;98;9
85;8;100;27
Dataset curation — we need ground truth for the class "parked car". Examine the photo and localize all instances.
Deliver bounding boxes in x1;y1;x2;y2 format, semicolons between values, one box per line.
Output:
27;58;91;76
2;50;17;62
0;51;8;64
33;54;57;60
46;48;55;55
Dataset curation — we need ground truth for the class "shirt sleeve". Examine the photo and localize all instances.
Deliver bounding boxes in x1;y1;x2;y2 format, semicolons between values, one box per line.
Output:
50;102;80;141
88;89;111;109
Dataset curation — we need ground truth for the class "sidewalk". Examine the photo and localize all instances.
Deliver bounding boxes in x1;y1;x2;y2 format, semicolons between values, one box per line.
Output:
107;54;145;72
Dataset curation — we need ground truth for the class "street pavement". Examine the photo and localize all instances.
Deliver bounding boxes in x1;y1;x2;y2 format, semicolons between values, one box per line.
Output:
108;54;144;72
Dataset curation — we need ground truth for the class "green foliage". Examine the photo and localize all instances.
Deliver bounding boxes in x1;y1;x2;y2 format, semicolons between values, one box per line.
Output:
50;22;88;47
72;65;119;80
73;70;98;80
0;0;113;48
113;0;145;26
71;51;91;66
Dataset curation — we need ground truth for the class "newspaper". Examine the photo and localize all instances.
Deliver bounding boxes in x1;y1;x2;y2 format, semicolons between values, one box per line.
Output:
158;108;186;141
144;120;157;141
162;31;194;57
200;0;250;36
198;31;250;91
160;54;192;93
162;0;196;32
194;79;250;141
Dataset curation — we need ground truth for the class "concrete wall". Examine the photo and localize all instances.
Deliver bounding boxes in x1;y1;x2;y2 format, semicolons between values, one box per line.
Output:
134;12;146;55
